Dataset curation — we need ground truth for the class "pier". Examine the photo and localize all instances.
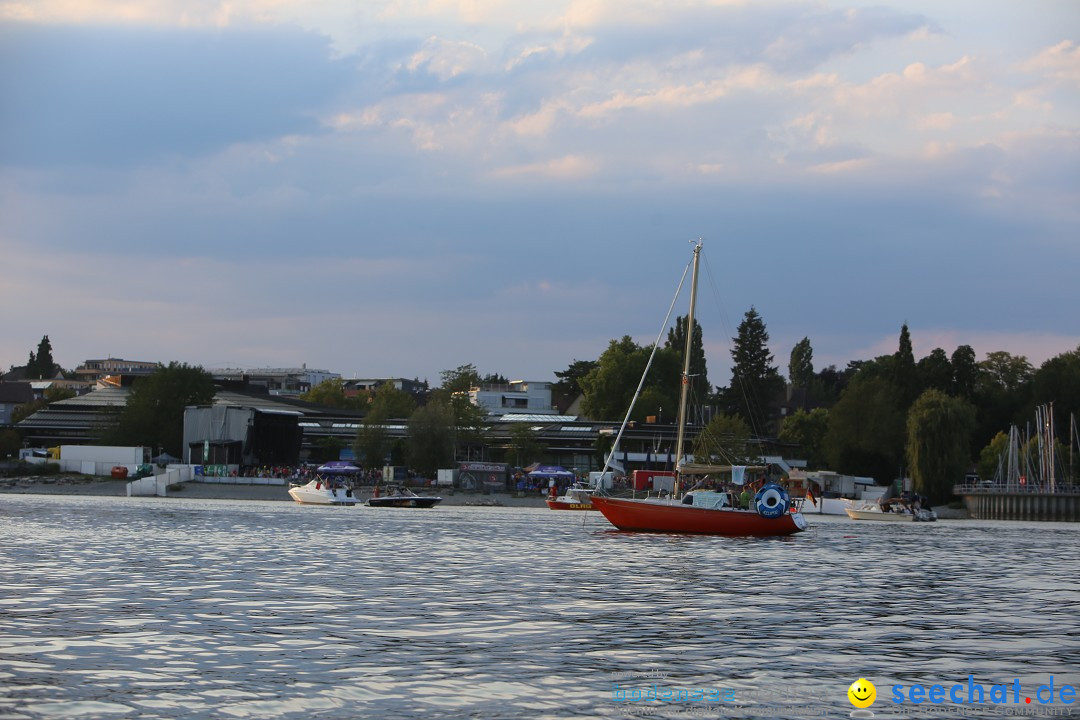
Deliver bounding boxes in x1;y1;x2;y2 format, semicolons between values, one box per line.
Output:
953;483;1080;522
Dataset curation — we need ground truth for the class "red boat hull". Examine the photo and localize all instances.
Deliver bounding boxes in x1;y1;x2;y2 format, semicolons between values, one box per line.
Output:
589;496;806;537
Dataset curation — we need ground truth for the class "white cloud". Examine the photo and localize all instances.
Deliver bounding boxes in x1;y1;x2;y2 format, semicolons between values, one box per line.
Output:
1021;40;1080;87
490;154;597;179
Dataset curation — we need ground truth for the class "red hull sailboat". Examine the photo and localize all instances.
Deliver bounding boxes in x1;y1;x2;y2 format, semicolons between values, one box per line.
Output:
588;241;807;538
590;495;806;536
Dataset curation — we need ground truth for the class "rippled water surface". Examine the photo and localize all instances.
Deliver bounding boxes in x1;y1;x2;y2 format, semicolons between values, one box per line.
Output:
0;495;1077;719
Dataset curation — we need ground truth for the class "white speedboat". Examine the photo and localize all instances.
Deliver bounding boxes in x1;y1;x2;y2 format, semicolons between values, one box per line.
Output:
288;478;360;505
844;500;936;522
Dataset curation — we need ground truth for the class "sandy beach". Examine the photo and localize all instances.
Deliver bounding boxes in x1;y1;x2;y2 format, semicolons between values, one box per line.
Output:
0;474;552;507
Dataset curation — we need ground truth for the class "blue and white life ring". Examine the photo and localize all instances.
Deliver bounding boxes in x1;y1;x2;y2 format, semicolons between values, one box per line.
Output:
755;483;789;519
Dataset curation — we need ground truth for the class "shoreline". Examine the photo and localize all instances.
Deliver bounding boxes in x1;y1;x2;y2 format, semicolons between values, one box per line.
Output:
0;475;552;507
0;475;971;516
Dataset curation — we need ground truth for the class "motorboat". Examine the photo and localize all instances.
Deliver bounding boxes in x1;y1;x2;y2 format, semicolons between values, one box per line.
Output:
367;486;442;508
288;478;360;505
844;497;936;522
288;461;361;505
546;485;596;510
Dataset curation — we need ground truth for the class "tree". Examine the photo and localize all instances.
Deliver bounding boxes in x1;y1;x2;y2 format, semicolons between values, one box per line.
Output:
950;345;979;400
368;382;416;419
107;363;216;456
691;413;752;465
977;431;1009;483
508;423;542;468
724;307;784;433
824;373;906;483
788;337;814;388
893;323;918;404
974;351;1033;451
440;364;481;393
25;335;58;379
301;378;361;409
666;315;710;398
1028;346;1080;427
354;419;389;468
917;348;952;394
906;389;977;503
407;397;456;476
579;336;649;421
554;359;597;396
552;359;598;410
778;407;829;469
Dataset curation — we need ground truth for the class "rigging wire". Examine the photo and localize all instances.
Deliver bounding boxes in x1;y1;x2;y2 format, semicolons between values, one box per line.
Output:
699;250;772;457
598;251;694;484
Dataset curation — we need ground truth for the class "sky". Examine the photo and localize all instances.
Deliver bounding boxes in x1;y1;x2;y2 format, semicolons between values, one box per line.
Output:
2;0;1078;388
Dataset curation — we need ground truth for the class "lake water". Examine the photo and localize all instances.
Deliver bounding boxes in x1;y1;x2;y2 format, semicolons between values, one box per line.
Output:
0;495;1077;720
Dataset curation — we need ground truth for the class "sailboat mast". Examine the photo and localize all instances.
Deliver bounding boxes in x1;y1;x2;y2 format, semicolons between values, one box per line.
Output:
672;241;702;498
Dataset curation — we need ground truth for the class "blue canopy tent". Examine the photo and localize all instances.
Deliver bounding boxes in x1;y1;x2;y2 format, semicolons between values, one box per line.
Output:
527;465;575;481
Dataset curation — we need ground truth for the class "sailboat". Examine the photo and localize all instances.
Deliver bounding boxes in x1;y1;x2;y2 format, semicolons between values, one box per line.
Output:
589;242;807;537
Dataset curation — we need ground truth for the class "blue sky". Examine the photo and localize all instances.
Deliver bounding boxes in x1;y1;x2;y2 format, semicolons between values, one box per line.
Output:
2;0;1078;387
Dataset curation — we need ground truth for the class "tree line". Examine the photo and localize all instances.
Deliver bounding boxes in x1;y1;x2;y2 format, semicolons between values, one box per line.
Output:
6;324;1080;503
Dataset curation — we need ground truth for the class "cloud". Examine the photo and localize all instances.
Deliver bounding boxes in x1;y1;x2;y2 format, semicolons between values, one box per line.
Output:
1021;40;1080;87
0;23;350;166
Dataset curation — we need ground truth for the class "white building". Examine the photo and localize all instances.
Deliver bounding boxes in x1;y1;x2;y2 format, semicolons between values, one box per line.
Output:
465;381;556;416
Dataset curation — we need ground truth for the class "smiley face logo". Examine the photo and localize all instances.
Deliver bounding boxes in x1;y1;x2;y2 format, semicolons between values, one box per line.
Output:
847;678;877;708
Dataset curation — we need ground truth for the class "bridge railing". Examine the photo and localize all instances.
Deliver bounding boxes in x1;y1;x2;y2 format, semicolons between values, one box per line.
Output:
952;482;1079;495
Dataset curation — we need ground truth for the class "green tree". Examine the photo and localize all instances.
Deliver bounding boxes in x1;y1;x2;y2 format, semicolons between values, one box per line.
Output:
788;337;814;388
368;382;417;419
440;364;482;393
691;413;753;465
977;431;1009;483
950;345;979;400
407;397;457;476
724;307;784;433
778;407;829;469
108;363;216;456
917;348;952;394
824;373;906;483
354;420;389;468
508;423;542;468
666;315;710;398
553;359;597;397
25;335;58;379
906;389;977;503
1028;345;1080;426
579;336;649;420
893;323;919;404
301;378;361;409
974;351;1033;450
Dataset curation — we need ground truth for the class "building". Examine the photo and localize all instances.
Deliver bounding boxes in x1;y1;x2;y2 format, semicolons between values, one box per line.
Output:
342;377;429;400
73;358;160;383
208;365;339;396
0;382;34;426
465;381;556;416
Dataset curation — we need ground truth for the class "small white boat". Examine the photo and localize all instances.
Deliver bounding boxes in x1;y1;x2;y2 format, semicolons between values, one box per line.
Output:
288;478;360;505
844;499;936;522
